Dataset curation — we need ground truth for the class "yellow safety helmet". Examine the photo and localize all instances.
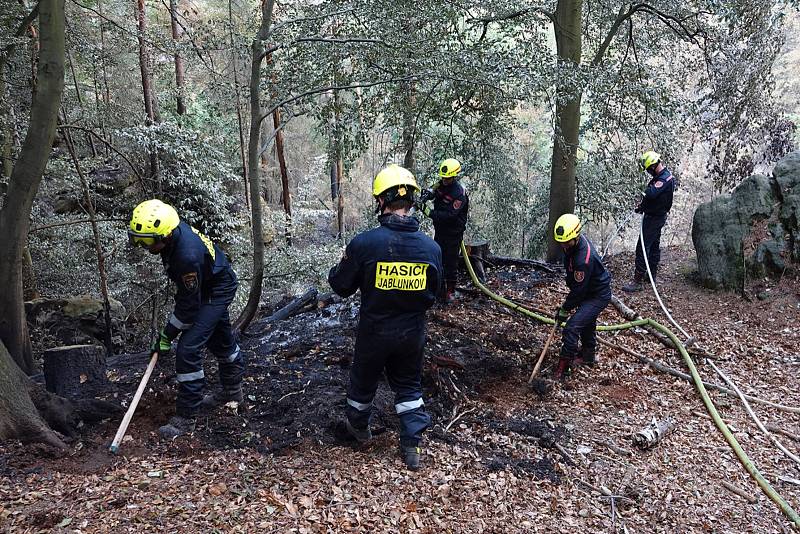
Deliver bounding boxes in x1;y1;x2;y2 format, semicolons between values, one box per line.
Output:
372;164;420;197
438;158;462;179
640;150;661;171
128;199;180;247
554;213;582;243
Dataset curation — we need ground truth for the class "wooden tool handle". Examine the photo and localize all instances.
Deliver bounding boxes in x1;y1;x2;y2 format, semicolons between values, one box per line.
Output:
528;323;557;383
109;351;158;454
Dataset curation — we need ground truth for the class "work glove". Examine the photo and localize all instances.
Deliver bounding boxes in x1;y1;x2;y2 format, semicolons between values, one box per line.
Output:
151;328;172;357
634;204;643;214
417;201;432;217
554;307;569;327
419;189;435;203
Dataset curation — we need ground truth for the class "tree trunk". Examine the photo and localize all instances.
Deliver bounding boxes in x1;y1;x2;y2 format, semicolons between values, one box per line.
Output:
63;126;115;356
272;108;292;245
402;81;416;172
546;0;583;262
229;0;249;209
0;340;65;448
0;61;13;180
168;0;186;115
135;0;160;184
0;0;65;375
336;153;344;238
234;0;275;333
43;344;108;398
22;246;40;300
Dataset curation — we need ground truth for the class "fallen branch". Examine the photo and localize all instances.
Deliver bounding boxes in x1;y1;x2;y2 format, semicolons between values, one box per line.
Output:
710;361;800;467
486;254;557;273
610;296;714;359
247;288;318;335
767;425;800;443
721;481;758;504
779;476;800;487
599;337;800;415
444;406;476;432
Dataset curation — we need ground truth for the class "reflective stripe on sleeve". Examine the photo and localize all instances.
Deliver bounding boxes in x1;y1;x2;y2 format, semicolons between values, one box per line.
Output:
169;313;193;331
347;398;372;412
395;398;424;414
176;370;205;382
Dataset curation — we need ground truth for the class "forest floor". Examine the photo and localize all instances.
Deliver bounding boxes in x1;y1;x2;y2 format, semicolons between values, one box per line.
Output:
1;247;800;533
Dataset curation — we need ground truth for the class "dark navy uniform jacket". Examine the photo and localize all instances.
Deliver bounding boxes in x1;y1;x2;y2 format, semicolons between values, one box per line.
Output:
161;221;237;334
328;214;443;331
431;180;469;238
640;167;675;216
562;235;611;311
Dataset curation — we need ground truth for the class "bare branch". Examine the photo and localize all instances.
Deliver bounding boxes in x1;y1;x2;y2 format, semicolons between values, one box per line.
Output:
1;2;40;59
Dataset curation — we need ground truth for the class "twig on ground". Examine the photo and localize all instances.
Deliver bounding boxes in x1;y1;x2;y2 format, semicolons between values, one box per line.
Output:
445;406;476;432
278;380;311;403
721;481;758;503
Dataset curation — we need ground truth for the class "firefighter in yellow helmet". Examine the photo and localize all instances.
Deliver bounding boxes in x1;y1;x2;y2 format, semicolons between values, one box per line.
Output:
417;158;469;303
328;165;442;470
622;150;676;292
128;199;243;439
552;214;611;380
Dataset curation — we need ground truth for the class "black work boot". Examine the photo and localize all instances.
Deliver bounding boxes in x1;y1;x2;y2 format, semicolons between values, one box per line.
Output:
622;272;644;293
553;357;572;380
345;419;372;443
400;444;422;471
445;281;457;303
200;385;243;412
159;415;196;439
574;350;596;367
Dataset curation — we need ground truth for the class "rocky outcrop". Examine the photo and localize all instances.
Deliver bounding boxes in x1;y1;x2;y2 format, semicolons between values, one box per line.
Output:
25;296;126;346
692;151;800;289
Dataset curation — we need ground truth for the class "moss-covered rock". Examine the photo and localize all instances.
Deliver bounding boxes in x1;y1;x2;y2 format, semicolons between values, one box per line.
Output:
692;152;800;289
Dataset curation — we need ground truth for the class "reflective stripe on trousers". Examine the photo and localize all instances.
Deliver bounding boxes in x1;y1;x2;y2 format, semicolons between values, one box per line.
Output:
347;398;372;412
177;370;205;382
395;398;424;414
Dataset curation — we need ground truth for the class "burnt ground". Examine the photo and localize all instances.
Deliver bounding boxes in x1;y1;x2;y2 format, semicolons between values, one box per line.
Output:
2;247;800;532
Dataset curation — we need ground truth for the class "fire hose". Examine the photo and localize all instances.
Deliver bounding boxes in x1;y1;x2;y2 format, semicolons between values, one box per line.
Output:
459;241;800;528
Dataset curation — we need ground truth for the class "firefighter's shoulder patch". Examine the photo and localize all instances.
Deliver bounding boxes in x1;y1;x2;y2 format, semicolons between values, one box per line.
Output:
182;272;198;292
574;270;585;283
453;199;463;210
654;180;664;188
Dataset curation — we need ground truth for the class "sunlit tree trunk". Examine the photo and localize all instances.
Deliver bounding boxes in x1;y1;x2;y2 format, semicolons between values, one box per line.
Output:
546;0;583;262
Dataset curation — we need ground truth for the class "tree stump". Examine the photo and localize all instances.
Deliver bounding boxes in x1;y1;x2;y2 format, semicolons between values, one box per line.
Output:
465;239;490;282
43;345;108;399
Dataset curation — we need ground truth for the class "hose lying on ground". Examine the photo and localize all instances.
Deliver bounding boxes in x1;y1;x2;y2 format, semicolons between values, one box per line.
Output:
459;242;800;528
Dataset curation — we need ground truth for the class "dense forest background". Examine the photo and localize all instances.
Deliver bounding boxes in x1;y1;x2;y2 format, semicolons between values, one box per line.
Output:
1;0;799;361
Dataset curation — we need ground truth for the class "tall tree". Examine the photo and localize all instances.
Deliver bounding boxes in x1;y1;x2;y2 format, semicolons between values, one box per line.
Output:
168;0;186;115
135;0;160;183
545;0;582;261
235;0;275;332
0;0;64;374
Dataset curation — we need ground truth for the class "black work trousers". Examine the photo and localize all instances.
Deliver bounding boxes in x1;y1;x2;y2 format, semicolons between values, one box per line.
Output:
560;295;611;359
434;232;462;284
634;214;668;277
174;272;244;417
346;320;430;446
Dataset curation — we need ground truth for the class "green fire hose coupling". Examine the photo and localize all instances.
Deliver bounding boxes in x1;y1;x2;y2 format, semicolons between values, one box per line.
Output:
459;242;800;528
